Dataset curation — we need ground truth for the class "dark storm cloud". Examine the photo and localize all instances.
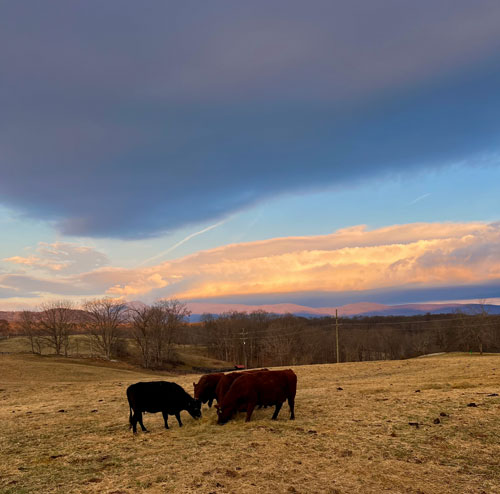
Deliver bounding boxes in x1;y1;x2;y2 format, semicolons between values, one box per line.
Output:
2;1;500;238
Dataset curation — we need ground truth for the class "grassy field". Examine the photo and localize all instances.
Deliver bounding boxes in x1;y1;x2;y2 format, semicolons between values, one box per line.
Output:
0;335;230;371
1;353;500;494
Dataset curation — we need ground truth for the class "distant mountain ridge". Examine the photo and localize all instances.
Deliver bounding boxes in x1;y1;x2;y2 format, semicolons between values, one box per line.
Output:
2;301;499;324
185;301;500;321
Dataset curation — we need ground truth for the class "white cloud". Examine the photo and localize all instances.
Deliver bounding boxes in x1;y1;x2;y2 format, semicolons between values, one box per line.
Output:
4;242;109;274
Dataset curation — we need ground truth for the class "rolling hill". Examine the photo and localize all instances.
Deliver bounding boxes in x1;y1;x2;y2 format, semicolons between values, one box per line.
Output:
185;301;500;321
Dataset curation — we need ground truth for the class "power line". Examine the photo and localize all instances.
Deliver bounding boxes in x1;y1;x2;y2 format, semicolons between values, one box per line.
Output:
316;315;500;327
183;324;343;341
182;317;500;339
186;314;500;333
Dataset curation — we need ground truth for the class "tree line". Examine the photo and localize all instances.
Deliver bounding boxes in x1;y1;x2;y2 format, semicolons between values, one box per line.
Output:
6;299;190;369
2;299;500;369
186;308;500;367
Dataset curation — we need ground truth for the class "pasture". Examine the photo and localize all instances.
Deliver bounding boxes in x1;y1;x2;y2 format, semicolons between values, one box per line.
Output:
1;353;500;494
0;335;230;371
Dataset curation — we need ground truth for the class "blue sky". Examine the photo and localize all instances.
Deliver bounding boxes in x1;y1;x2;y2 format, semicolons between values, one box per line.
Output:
1;1;500;309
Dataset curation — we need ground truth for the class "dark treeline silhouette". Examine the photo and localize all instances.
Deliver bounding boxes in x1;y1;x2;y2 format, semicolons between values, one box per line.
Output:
180;308;500;368
6;299;500;368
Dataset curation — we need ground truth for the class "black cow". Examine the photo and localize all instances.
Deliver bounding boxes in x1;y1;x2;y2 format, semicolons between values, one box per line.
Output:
126;381;201;433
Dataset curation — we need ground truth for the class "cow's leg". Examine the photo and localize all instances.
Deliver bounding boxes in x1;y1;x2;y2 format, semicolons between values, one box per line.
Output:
137;411;148;432
131;412;138;434
175;411;183;427
162;411;169;429
288;397;295;420
208;398;213;408
271;402;283;420
245;403;257;422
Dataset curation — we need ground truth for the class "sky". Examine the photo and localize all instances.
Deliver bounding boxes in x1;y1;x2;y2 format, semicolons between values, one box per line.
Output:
1;1;500;310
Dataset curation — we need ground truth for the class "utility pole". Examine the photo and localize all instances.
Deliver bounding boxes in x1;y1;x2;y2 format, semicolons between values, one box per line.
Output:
241;328;248;368
336;309;340;364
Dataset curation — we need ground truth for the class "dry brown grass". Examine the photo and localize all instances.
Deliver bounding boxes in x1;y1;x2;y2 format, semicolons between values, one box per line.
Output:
0;336;230;371
1;353;500;494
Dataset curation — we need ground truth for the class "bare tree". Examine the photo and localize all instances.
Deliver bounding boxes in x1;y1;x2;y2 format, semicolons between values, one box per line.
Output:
262;314;300;366
408;329;431;356
19;311;41;354
457;303;492;355
145;304;170;367
152;299;189;365
204;312;237;363
131;299;191;368
0;319;9;339
82;298;128;359
130;305;153;368
38;300;75;356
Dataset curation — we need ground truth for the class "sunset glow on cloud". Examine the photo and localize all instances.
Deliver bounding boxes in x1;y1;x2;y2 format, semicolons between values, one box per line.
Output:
1;221;499;309
152;221;500;299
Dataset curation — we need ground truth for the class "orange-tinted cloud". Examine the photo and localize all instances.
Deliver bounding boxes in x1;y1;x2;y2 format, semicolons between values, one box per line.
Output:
103;221;500;299
1;221;499;308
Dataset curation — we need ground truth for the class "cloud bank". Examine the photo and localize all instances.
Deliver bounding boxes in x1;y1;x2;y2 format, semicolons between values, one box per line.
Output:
1;222;499;308
1;2;500;237
4;242;109;274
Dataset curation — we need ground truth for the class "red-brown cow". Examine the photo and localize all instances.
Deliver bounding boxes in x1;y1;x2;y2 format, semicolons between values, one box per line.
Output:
216;369;296;424
215;369;269;405
193;373;224;408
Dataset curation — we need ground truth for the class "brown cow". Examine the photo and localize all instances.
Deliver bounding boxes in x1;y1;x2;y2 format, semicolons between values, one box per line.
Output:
216;369;296;424
193;373;224;408
215;369;269;405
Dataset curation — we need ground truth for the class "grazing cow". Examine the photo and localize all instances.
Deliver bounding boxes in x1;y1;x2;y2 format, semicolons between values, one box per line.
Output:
215;369;269;405
193;373;224;408
216;369;297;424
127;381;201;433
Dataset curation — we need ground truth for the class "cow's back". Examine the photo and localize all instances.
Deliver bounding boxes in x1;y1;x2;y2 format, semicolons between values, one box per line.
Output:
222;369;296;407
127;381;188;413
216;369;269;402
221;373;259;409
255;369;296;405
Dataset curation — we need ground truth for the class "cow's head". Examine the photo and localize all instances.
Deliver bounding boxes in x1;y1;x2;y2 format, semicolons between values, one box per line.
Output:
187;398;202;419
193;381;200;399
193;383;210;404
215;403;234;425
